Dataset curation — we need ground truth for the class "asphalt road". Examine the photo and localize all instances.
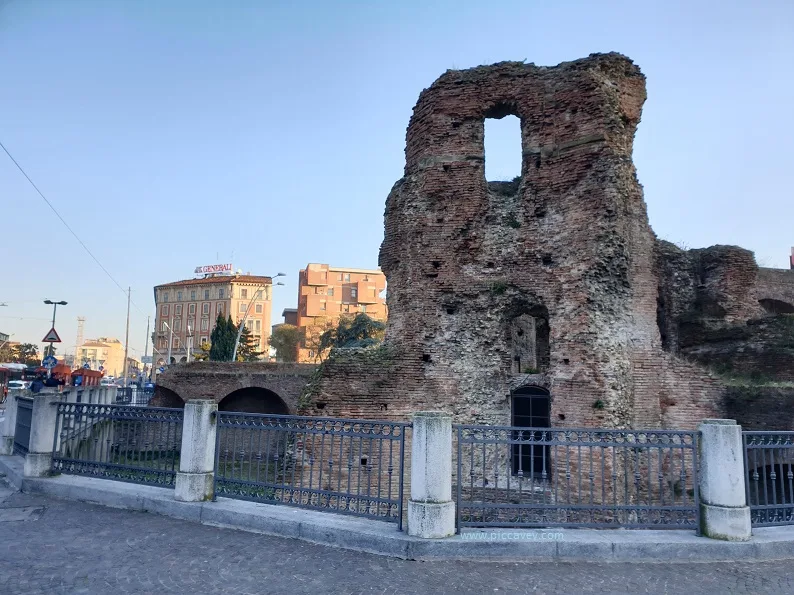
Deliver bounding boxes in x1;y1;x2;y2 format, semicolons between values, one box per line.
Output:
1;480;793;594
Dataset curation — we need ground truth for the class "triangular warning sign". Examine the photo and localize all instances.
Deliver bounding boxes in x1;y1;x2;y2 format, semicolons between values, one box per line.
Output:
42;328;61;343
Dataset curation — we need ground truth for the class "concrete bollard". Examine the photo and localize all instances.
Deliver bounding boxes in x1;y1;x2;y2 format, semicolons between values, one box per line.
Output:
407;411;456;538
175;399;217;502
23;393;64;477
699;419;752;541
0;392;22;455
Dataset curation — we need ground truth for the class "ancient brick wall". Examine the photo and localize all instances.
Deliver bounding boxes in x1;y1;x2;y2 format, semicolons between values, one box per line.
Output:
724;386;794;430
756;268;794;314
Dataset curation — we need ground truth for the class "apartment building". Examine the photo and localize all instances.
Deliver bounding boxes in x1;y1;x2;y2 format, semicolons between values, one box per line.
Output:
79;337;127;377
296;263;387;362
152;271;273;365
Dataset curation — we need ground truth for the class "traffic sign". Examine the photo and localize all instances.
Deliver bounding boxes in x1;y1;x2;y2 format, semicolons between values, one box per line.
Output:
42;355;57;369
42;327;62;343
83;363;90;369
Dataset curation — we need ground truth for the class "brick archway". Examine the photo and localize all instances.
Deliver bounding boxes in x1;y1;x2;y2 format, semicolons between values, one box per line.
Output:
218;387;289;415
151;362;317;414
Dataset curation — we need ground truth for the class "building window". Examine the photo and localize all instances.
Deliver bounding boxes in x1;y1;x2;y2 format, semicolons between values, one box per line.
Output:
204;290;210;300
161;305;169;317
174;319;182;331
327;287;334;297
361;304;367;313
255;320;261;332
177;291;182;301
175;304;182;315
351;288;358;299
217;303;224;315
320;301;326;311
239;303;247;313
161;321;167;331
344;305;350;313
255;304;262;314
172;337;179;348
162;292;169;302
344;274;350;282
201;336;208;345
337;274;342;281
159;338;167;349
190;290;196;300
202;303;210;315
201;319;209;331
189;303;196;315
219;288;225;299
241;288;248;299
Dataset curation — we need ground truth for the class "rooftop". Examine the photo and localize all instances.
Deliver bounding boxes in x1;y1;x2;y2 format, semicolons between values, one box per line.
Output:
155;275;272;289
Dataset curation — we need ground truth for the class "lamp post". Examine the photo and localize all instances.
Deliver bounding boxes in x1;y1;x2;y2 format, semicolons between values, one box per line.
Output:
232;273;285;362
43;299;67;378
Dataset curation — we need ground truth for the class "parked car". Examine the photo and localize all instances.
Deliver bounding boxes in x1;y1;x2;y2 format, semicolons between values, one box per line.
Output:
7;380;29;390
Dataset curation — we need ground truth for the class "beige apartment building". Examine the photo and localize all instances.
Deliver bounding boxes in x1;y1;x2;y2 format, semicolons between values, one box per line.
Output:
153;272;273;366
78;337;130;378
296;263;387;362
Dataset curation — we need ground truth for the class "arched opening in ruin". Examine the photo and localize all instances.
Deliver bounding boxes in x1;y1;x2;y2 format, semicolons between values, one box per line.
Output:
511;385;551;476
484;104;521;186
179;356;187;363
509;307;550;374
218;387;290;415
153;386;185;409
759;298;794;315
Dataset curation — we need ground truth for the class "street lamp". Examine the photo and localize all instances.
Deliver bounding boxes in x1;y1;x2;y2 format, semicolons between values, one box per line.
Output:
232;273;285;362
43;299;67;375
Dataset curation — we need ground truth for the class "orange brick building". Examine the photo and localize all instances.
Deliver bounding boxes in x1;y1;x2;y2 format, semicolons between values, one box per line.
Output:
296;264;387;362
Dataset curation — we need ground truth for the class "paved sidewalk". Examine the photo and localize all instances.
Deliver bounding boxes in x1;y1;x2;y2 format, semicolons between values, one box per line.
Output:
1;482;793;594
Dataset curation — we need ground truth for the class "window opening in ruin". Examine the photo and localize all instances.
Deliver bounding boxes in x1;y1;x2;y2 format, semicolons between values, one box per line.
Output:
510;311;550;374
759;298;794;315
484;113;521;184
511;386;551;477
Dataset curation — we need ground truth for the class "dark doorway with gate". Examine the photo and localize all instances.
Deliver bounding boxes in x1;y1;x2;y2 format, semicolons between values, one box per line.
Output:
511;386;551;476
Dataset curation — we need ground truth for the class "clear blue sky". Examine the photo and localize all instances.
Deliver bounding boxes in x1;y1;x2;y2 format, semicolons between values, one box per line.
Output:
1;0;792;360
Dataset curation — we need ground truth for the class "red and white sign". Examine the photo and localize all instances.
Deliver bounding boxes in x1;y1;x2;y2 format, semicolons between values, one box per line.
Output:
42;327;62;343
194;263;233;275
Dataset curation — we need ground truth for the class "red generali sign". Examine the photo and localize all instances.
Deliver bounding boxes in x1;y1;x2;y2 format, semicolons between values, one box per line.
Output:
195;263;233;275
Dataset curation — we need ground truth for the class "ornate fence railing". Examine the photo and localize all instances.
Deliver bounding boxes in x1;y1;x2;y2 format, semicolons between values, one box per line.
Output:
214;412;409;529
743;431;794;527
454;425;699;531
13;396;34;456
115;387;153;407
51;402;183;487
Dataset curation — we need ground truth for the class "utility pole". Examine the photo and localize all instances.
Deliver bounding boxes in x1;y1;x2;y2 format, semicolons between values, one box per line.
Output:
75;317;85;369
43;299;67;378
142;316;150;385
122;287;131;388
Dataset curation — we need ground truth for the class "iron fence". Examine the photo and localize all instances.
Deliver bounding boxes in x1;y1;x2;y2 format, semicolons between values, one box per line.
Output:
214;412;409;528
115;387;153;407
51;402;183;487
455;425;699;530
13;396;33;456
743;431;794;526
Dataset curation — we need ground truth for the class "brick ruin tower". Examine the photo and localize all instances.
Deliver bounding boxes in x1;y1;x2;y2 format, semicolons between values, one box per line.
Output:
302;53;794;431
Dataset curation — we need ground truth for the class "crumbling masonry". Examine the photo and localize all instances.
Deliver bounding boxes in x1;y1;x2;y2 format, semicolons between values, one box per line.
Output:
302;53;794;431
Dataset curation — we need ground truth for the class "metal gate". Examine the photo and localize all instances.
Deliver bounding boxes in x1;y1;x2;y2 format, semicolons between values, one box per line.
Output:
455;425;700;530
743;431;794;526
13;396;34;456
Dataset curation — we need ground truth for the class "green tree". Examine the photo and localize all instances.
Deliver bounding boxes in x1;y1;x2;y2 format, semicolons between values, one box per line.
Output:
319;313;386;356
7;343;41;366
209;314;237;361
43;344;58;358
192;341;211;362
236;324;263;361
269;324;301;362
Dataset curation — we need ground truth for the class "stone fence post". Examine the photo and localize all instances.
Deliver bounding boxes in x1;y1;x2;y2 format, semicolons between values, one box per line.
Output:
23;392;64;477
0;392;21;455
175;399;217;502
699;419;751;541
408;411;455;538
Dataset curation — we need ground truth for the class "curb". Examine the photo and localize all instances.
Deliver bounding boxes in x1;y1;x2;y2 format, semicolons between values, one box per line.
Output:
3;455;794;562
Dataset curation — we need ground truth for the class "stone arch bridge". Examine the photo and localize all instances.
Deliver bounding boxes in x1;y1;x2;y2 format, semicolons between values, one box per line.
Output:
150;362;317;414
